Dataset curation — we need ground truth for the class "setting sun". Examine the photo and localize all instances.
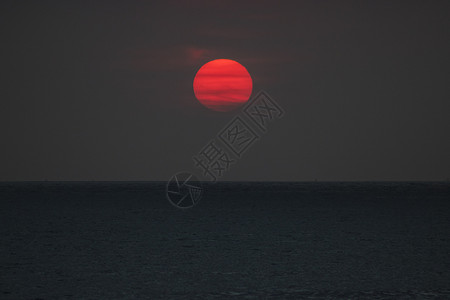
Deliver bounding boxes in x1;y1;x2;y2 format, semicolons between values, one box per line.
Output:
193;59;253;112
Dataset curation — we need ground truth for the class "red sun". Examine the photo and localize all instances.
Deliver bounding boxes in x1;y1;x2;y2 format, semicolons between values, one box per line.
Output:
193;59;253;112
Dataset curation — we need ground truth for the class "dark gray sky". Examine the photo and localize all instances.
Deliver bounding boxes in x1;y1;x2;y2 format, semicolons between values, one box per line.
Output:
1;0;449;181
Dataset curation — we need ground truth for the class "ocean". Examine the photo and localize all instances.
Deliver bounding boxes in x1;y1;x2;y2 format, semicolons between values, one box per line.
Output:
1;182;449;299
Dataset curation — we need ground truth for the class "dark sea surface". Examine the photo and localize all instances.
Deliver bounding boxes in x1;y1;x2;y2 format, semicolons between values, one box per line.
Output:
1;181;449;299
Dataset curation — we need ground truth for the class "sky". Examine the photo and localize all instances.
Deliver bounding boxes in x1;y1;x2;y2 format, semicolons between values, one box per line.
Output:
1;0;449;181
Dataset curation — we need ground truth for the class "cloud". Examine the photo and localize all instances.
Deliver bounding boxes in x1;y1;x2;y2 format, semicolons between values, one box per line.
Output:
186;46;214;65
117;45;218;72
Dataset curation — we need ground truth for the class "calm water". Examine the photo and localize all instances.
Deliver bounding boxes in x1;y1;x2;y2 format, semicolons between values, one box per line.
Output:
1;182;449;298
